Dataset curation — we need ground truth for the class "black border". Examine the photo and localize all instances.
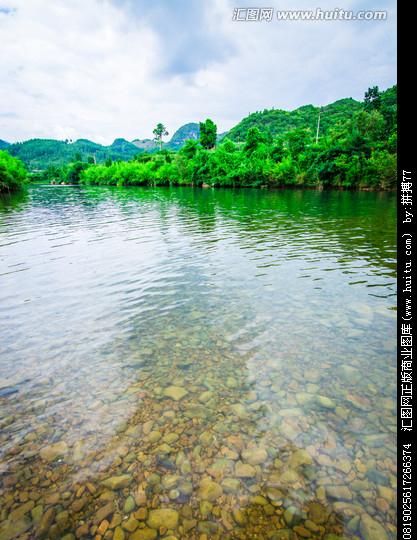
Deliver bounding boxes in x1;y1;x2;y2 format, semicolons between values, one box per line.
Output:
398;2;415;539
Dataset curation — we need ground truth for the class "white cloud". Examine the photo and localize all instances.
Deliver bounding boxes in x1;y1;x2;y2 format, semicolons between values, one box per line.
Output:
0;0;396;144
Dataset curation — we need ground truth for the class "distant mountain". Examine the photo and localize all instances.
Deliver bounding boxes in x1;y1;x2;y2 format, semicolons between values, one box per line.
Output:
6;138;140;169
132;138;158;151
166;123;200;150
132;123;200;152
226;98;363;142
0;139;10;149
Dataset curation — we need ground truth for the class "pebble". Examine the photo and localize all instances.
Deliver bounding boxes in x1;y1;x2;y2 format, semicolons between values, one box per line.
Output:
101;475;132;490
221;478;240;493
235;461;256;478
359;513;389;540
113;526;125;540
288;449;312;469
232;508;247;526
39;441;68;461
241;447;268;465
307;502;328;524
134;488;147;506
325;485;353;501
130;528;157;540
163;386;188;401
147;508;179;529
122;516;139;532
198;478;223;501
0;517;31;540
316;395;336;410
8;501;34;521
94;502;115;523
37;507;56;538
123;495;136;513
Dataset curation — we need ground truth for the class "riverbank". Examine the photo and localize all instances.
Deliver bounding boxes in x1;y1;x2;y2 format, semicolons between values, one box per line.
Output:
26;180;396;193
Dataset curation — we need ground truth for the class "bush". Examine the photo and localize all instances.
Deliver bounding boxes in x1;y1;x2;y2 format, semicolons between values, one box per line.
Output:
0;151;28;193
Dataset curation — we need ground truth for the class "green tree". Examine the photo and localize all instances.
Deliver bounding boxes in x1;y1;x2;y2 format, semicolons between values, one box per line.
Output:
364;86;381;111
0;151;27;192
286;128;311;158
153;123;169;151
65;161;88;184
244;127;265;154
180;139;199;159
199;119;217;149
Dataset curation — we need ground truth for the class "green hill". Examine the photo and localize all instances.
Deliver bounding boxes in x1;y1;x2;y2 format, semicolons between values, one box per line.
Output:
0;139;10;150
6;138;141;170
226;97;364;142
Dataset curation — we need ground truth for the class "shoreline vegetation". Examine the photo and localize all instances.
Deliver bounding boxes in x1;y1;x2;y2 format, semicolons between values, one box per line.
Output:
0;151;28;194
1;86;396;194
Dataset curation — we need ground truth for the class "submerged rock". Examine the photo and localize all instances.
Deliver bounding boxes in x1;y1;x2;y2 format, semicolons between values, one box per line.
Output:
241;447;268;465
283;506;302;526
325;485;353;501
307;502;329;525
232;508;247;526
0;517;31;540
316;395;336;410
94;502;115;523
147;508;179;529
36;507;56;538
113;527;125;540
222;477;241;493
288;449;312;469
101;475;132;490
39;441;68;461
235;461;256;478
123;495;136;513
8;501;34;522
163;386;188;401
198;478;223;501
130;528;157;540
359;513;389;540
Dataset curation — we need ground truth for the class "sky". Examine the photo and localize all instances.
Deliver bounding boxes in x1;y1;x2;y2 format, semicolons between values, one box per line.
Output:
0;0;396;144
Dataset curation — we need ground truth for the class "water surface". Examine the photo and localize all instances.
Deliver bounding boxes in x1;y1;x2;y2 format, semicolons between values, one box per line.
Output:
0;186;396;539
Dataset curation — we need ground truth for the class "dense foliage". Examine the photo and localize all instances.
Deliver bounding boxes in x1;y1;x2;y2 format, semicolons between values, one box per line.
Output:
0;151;27;192
76;86;396;190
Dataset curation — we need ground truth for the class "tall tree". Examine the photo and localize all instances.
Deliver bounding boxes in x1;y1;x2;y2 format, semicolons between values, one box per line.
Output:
364;86;381;111
153;123;169;151
199;119;217;149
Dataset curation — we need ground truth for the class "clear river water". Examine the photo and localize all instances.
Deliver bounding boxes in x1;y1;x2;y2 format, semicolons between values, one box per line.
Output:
0;185;396;540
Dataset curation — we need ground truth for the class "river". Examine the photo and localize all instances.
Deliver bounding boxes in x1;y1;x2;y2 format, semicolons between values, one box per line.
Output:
0;185;396;539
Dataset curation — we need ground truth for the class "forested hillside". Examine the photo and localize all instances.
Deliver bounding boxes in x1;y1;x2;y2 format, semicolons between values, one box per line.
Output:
226;98;363;142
